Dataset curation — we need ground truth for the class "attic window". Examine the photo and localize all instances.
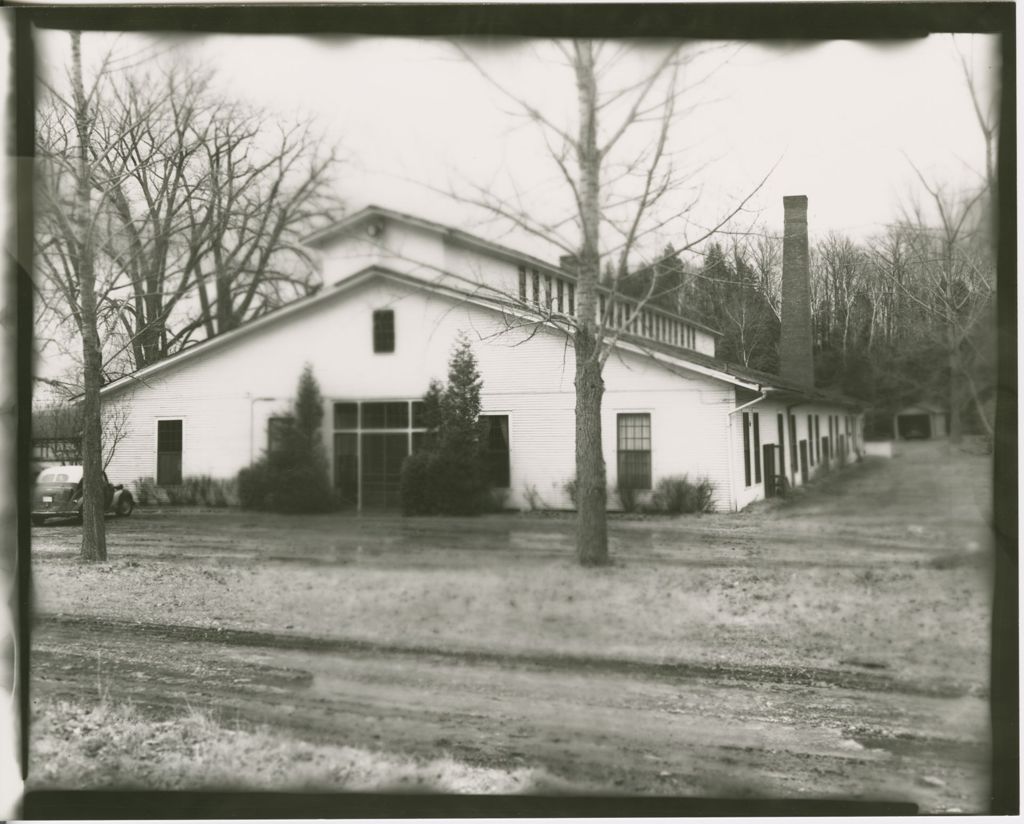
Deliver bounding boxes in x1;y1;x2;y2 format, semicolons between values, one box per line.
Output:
373;310;395;353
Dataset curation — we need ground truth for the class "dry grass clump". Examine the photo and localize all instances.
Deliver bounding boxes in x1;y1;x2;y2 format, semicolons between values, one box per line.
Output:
30;698;552;793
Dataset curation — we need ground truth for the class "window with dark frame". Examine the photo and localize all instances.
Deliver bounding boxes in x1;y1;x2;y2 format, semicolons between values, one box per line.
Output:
742;412;752;487
753;412;761;483
480;415;511;488
334;402;358;430
777;413;786;476
807;414;814;465
815;415;821;463
617;413;652;491
568;283;575;316
361;401;409;430
544;274;553;309
372;309;395;353
557;279;564;313
411;401;429;429
789;414;797;473
518;266;527;302
532;270;540;306
156;419;183;486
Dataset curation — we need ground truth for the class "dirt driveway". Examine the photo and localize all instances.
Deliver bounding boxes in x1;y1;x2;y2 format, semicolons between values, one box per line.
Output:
29;440;994;811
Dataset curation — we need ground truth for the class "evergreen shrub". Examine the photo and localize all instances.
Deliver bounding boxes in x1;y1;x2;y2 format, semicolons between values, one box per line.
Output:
237;364;333;514
400;334;490;516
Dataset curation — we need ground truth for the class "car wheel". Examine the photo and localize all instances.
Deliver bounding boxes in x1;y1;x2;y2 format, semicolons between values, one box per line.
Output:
116;495;134;517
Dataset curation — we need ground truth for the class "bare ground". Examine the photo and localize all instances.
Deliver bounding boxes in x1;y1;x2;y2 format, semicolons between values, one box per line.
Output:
28;440;994;811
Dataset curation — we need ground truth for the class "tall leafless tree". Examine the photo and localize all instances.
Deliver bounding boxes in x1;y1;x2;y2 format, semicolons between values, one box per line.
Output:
454;41;768;565
36;39;343;380
67;30;106;560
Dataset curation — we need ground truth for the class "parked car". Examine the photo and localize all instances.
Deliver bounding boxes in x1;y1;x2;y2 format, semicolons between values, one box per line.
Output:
32;465;134;526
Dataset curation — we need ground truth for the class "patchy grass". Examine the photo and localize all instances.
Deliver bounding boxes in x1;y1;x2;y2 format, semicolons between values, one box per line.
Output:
32;441;992;690
30;698;560;793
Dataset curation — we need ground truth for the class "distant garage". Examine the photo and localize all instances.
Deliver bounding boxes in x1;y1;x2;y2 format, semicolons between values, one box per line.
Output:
893;403;948;440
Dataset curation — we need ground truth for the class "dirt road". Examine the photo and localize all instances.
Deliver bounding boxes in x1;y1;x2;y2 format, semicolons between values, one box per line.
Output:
29;441;994;810
32;611;988;811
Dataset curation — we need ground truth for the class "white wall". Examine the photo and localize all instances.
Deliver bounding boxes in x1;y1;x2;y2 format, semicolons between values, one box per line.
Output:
729;398;862;509
104;273;741;511
316;215;719;358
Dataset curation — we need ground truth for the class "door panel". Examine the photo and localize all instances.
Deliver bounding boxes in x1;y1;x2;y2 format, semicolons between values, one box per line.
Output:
361;433;408;509
762;444;776;497
333;433;358;508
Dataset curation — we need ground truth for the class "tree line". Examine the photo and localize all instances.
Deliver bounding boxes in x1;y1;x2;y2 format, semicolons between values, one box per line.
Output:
616;190;995;442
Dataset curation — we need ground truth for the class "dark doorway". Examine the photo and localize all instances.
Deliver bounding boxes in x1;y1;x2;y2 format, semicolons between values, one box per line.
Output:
799;440;808;485
821;437;830;467
361;433;408;509
762;444;776;497
333;433;358;508
897;414;932;440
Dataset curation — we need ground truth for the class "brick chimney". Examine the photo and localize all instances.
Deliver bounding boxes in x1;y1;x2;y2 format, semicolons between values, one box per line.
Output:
779;195;814;388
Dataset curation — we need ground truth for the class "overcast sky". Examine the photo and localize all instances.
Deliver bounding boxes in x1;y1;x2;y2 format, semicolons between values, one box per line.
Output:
38;30;999;264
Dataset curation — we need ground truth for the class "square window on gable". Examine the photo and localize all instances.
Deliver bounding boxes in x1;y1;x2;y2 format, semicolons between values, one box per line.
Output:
373;310;395;353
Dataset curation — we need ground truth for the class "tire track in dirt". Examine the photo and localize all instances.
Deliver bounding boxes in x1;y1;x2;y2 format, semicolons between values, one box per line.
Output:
36;613;975;698
30;615;989;810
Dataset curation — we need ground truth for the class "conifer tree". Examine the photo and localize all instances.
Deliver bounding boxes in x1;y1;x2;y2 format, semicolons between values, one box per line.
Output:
401;333;487;515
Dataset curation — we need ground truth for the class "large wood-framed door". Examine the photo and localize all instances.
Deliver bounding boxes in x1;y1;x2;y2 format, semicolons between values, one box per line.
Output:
360;433;408;509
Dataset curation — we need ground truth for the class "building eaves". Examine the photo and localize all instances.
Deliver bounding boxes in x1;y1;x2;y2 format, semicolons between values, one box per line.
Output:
302;204;721;338
633;335;863;409
96;263;859;410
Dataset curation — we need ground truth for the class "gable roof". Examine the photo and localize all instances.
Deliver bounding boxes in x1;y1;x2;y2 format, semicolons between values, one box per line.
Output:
304;204;721;338
96;263;859;411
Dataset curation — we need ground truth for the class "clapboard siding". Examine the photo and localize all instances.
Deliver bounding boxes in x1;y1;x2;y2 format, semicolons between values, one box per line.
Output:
103;273;744;511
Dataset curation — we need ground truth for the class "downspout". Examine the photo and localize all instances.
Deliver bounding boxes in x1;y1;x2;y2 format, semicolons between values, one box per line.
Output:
725;388;768;512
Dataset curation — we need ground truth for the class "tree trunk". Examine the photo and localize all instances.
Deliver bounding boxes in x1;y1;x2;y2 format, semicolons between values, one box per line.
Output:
573;41;609;566
575;329;607;565
948;335;964;444
71;31;107;562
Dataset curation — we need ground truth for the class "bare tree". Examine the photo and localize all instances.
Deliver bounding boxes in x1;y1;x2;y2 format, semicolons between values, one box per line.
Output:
32;395;131;470
66;31;106;560
189;113;340;337
814;232;866;363
36;41;344;379
453;41;767;565
901;179;993;441
90;66;215;368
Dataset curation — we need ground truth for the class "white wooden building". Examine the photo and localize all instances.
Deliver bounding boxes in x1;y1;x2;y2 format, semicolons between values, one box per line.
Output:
98;199;863;512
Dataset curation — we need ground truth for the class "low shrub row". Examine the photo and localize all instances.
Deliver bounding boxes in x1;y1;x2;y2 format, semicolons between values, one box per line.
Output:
563;474;715;515
132;475;238;507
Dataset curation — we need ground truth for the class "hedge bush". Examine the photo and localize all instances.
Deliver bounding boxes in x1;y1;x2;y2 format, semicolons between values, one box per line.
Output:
649;475;715;514
133;475;237;507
